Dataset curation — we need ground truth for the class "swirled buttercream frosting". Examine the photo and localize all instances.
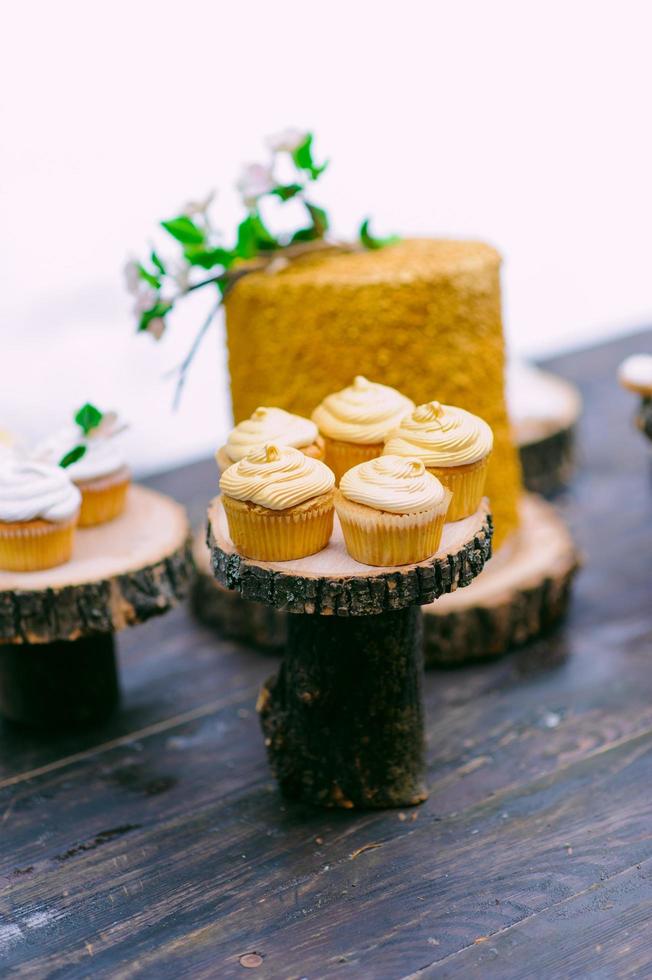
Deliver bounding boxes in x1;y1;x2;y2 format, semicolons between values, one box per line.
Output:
339;455;446;514
0;457;81;523
384;401;493;467
225;407;318;462
34;424;126;482
312;376;415;444
220;444;335;510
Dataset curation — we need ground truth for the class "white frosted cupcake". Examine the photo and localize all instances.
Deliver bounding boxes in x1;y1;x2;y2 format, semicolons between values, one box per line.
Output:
335;455;450;566
220;444;335;561
0;457;81;571
618;354;652;396
216;406;324;475
384;401;493;521
34;403;129;527
312;376;415;482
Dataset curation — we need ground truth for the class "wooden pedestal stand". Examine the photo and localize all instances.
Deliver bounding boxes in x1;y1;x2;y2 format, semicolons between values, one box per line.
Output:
0;486;192;728
512;368;582;497
207;497;492;809
193;493;578;667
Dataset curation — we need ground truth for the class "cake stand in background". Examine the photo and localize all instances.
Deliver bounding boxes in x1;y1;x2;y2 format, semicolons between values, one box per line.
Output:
0;486;192;728
618;353;652;442
207;496;492;809
508;361;582;496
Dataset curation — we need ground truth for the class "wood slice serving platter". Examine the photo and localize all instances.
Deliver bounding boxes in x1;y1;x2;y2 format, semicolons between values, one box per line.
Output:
207;496;492;809
0;485;192;728
510;365;582;496
194;493;578;666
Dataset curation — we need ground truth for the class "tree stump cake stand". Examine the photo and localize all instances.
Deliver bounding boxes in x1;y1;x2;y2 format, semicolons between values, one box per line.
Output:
0;486;192;728
511;368;582;497
207;496;492;809
194;492;578;667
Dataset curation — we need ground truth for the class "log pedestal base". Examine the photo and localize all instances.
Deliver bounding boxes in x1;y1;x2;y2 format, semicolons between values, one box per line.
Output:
259;608;426;809
208;496;492;809
0;635;119;729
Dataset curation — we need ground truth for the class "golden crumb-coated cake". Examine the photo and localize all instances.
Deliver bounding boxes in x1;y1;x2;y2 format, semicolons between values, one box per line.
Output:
225;238;522;546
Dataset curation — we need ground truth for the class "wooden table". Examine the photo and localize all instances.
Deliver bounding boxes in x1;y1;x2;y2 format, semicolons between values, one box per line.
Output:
2;329;651;979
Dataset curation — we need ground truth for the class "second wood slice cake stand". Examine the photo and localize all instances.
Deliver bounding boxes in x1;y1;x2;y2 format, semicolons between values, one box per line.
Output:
208;496;492;809
0;486;192;728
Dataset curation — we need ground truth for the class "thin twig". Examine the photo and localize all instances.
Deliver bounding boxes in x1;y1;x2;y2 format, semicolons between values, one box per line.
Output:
169;239;362;408
172;296;223;410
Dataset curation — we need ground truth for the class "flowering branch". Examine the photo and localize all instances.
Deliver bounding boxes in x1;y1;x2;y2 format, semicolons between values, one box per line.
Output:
126;129;397;403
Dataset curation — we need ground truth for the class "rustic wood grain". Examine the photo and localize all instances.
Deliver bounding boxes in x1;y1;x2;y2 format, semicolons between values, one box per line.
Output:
0;330;651;978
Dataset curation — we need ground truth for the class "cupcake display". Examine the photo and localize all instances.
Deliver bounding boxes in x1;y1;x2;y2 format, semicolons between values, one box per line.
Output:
0;456;81;571
335;455;450;566
35;403;130;527
384;401;493;521
220;444;335;561
312;376;414;483
216;407;324;475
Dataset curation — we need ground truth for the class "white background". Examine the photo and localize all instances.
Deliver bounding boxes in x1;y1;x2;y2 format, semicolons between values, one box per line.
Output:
2;0;651;474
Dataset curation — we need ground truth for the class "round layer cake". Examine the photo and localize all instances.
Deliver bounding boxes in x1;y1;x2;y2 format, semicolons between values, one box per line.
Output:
225;238;522;546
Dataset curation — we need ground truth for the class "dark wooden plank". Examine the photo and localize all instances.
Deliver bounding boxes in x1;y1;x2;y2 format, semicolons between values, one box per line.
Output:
1;328;652;977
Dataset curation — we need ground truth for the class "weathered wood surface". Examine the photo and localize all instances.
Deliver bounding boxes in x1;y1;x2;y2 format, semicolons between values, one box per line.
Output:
1;329;652;978
208;498;493;616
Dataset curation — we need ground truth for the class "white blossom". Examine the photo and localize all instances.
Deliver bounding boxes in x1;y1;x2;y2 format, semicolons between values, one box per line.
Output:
132;283;158;315
266;128;308;154
145;317;166;341
182;190;216;219
124;258;142;295
236;163;275;208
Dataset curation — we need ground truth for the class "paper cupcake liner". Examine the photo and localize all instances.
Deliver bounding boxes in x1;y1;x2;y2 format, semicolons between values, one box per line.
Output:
0;517;78;571
426;455;489;522
323;438;385;484
334;490;451;567
216;439;325;477
222;492;334;561
76;472;130;527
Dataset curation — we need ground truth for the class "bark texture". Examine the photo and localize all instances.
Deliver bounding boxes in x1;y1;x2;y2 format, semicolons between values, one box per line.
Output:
207;517;493;617
0;539;193;645
259;607;427;809
519;425;577;497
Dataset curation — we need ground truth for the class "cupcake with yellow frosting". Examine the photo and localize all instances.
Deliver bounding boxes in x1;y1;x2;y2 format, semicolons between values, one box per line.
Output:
220;444;335;561
311;376;415;483
384;401;493;521
216;407;324;475
335;455;450;566
0;456;81;571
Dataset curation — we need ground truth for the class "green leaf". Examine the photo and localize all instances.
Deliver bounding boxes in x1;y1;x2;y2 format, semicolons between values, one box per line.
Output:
138;264;160;289
291;133;328;180
138;300;173;332
236;214;279;258
59;444;87;468
151;250;166;275
161;216;205;246
271;183;303;202
184;246;235;270
359;218;400;251
290;226;319;243
306;203;329;237
75;402;103;435
236;216;258;259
